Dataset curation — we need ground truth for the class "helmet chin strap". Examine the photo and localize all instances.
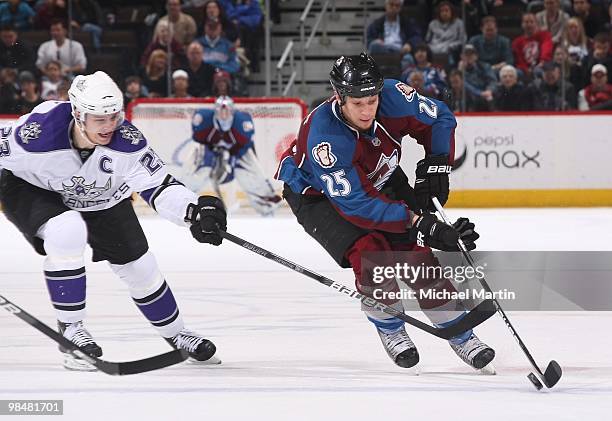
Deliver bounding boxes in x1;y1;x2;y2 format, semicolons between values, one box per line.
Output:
72;118;98;149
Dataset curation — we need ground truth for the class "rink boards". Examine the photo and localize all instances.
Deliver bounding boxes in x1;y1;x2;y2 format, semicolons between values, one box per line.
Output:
1;109;611;207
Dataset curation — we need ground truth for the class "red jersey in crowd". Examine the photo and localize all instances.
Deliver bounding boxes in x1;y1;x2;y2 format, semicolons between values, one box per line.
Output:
511;31;553;73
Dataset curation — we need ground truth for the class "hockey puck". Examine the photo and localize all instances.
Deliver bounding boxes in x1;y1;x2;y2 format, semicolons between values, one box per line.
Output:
527;373;543;390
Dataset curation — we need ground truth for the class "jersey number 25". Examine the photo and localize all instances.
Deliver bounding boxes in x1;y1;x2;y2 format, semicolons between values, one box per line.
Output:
320;169;351;197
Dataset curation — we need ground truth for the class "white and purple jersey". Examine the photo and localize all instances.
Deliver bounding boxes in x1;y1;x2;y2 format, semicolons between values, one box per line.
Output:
0;101;196;226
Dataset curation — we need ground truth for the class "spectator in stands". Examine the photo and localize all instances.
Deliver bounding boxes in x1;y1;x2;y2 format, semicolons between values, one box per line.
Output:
141;20;186;68
529;61;577;109
0;67;19;113
458;43;497;108
581;32;612;85
425;1;466;65
493;64;531;110
155;0;197;46
562;17;589;65
366;0;423;68
40;60;66;100
536;0;570;43
56;79;69;100
36;20;87;77
204;0;238;42
71;0;104;53
467;16;513;73
578;63;612;109
408;70;427;95
212;68;232;96
15;70;43;115
447;69;480;111
123;75;148;108
139;49;169;97
401;43;447;98
0;0;35;30
218;0;263;71
553;44;585;89
198;19;240;74
35;0;68;30
512;13;553;77
571;0;607;38
182;41;215;97
0;24;36;74
171;69;191;98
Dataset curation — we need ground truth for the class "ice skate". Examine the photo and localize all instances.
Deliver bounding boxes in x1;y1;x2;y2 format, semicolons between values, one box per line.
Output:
450;333;496;374
377;326;420;370
58;321;103;371
165;328;221;364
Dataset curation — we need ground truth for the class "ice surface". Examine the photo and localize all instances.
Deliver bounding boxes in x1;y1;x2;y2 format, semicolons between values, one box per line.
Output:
1;209;611;421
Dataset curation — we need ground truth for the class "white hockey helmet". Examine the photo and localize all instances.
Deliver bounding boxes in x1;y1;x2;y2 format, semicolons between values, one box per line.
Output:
213;95;235;132
68;71;124;125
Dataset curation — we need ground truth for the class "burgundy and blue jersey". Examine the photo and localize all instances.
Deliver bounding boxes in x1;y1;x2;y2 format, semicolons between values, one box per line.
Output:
191;108;255;158
275;78;456;233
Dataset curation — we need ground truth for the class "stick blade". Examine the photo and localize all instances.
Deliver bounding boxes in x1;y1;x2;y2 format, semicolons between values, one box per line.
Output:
543;360;562;388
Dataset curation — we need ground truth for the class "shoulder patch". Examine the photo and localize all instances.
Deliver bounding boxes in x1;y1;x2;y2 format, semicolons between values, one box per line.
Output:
312;141;337;168
242;120;254;132
18;122;42;144
395;82;416;102
119;125;144;145
192;112;204;127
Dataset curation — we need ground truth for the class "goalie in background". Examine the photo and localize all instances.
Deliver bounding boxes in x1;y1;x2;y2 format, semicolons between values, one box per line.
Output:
184;96;282;216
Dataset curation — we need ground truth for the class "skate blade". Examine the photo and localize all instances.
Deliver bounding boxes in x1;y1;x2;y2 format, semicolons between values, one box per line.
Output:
63;354;97;372
189;355;222;365
478;363;496;375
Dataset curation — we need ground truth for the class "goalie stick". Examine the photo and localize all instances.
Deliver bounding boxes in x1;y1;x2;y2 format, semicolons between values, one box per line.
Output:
431;198;562;390
219;230;496;340
0;294;189;376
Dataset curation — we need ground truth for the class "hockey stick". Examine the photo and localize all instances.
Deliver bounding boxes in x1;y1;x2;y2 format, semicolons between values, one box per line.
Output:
431;198;562;390
219;230;496;340
0;294;189;376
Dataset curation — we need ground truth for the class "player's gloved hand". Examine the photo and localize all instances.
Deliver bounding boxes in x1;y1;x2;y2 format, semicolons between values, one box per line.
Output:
414;154;451;212
185;196;227;245
409;214;478;251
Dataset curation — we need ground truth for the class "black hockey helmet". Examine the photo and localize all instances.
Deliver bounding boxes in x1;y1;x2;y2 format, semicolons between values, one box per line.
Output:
330;53;384;101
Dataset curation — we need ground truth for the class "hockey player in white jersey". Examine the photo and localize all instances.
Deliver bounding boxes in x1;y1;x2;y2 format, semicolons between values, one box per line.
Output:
0;71;227;371
184;96;282;216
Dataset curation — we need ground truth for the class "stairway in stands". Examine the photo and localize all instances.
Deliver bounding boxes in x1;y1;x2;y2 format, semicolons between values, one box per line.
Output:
249;0;382;108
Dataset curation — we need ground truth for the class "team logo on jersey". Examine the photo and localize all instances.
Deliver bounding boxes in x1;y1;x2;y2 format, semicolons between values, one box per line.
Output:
242;121;254;132
120;125;144;145
371;137;381;147
395;82;416;102
312;141;337;168
18;122;42;144
59;176;112;200
192;112;203;127
367;149;399;190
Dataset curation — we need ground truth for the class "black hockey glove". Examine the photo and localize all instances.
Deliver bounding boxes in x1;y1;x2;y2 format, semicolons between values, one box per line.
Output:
414;154;451;212
409;214;479;251
185;196;227;246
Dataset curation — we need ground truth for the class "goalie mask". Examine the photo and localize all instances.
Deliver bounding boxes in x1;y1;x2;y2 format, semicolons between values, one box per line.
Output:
213;96;235;132
68;71;124;139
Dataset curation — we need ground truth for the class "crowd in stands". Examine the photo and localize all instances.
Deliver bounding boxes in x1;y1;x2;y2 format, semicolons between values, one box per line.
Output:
368;0;612;111
0;0;611;115
0;0;263;115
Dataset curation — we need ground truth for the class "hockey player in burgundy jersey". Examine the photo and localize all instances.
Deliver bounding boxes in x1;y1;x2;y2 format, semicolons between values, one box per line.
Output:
0;71;226;370
276;53;495;371
185;96;282;216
